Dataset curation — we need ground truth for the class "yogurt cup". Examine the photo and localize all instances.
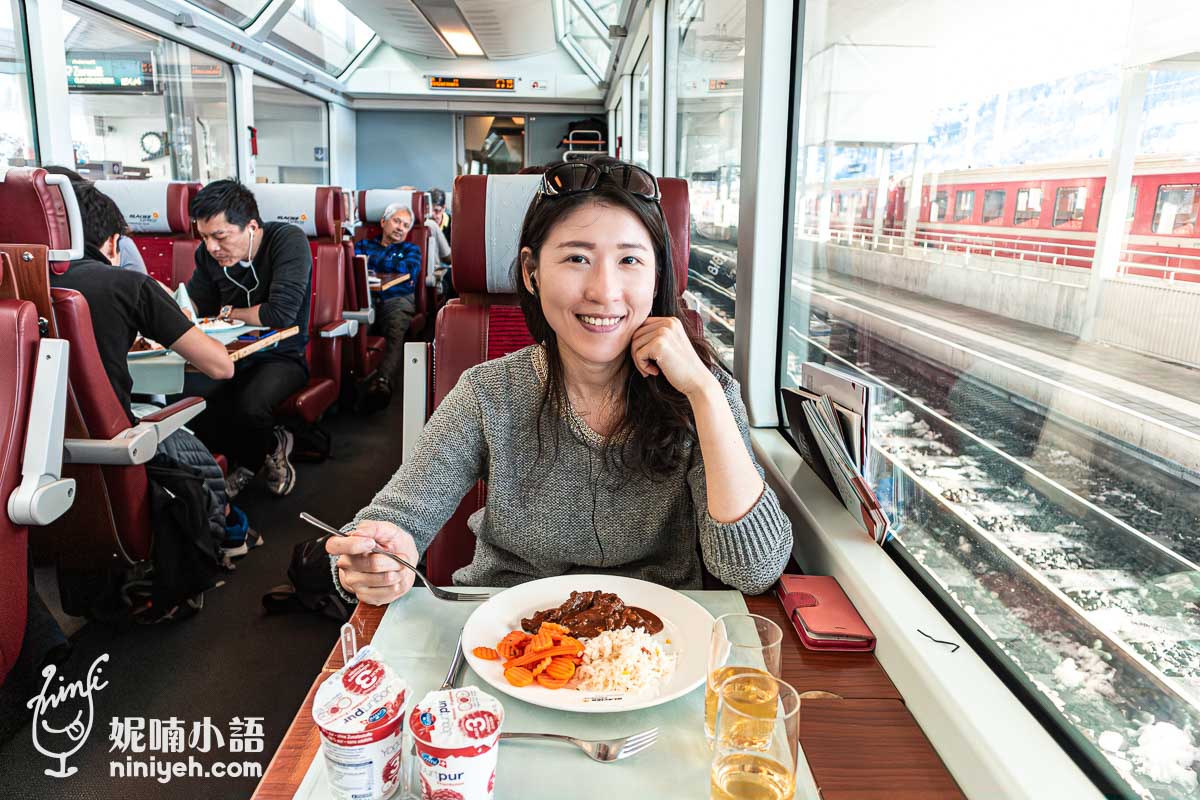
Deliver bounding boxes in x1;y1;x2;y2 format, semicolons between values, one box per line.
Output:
313;646;408;800
408;686;504;800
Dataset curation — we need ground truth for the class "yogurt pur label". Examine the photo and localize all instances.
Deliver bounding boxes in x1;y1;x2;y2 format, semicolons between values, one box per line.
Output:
409;686;503;800
313;647;408;800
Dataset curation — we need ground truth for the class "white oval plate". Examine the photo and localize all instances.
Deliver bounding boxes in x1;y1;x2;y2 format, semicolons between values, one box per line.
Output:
198;318;246;333
461;574;713;713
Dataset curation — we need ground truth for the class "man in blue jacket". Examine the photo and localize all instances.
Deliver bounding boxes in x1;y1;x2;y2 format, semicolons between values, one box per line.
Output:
354;202;421;409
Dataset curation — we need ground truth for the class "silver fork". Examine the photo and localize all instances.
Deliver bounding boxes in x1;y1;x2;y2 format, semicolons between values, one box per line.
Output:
498;728;658;763
299;513;492;602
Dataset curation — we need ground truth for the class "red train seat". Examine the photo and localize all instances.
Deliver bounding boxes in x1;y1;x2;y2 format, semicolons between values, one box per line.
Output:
93;180;199;286
358;189;435;341
0;295;38;685
421;174;693;585
251;184;351;424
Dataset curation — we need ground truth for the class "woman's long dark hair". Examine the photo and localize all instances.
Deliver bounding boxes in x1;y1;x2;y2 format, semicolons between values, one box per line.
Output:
514;156;717;480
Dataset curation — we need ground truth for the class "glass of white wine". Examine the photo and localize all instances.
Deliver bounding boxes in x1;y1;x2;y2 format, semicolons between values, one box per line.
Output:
710;673;800;800
705;614;784;742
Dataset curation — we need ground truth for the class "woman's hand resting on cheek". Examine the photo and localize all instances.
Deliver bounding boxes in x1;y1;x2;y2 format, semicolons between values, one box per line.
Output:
630;317;719;400
325;520;420;605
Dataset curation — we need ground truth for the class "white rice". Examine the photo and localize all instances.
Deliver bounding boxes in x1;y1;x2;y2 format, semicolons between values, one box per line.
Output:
573;627;675;694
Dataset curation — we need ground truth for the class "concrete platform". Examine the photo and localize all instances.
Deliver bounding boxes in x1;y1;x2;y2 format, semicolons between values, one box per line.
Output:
798;268;1200;480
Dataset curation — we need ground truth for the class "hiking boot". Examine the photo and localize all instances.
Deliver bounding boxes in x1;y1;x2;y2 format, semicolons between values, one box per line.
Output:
224;466;255;500
263;426;296;496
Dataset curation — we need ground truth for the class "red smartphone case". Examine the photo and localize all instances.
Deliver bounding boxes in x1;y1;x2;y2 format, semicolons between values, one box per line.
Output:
776;575;875;652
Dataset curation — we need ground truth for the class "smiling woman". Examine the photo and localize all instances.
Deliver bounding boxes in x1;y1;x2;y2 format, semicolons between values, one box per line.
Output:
328;156;793;605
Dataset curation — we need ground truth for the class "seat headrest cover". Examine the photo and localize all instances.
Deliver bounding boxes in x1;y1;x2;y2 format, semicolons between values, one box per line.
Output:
250;184;340;239
361;189;413;222
483;176;541;294
358;189;429;224
94;181;189;234
452;174;690;295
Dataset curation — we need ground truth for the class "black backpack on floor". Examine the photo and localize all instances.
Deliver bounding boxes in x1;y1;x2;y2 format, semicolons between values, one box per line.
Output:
145;455;225;615
261;534;353;622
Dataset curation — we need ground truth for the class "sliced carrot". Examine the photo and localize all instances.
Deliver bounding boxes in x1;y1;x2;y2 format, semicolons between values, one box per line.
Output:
499;631;531;649
504;667;535;687
538;621;570;636
558;636;584;652
472;646;500;660
527;631;554;653
544;658;575;681
529;656;553;677
536;674;568;690
503;644;583;670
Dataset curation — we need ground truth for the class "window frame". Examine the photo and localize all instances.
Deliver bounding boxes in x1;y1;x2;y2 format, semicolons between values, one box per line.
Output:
1151;183;1199;235
982;189;1006;224
61;1;238;181
953;189;974;222
1014;186;1043;225
930;190;948;222
264;0;375;76
1051;186;1088;228
6;0;39;164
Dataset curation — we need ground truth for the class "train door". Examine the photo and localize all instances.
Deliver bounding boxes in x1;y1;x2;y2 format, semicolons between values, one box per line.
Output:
459;114;525;175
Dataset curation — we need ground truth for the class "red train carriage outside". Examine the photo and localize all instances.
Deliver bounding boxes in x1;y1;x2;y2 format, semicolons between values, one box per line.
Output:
816;160;1200;283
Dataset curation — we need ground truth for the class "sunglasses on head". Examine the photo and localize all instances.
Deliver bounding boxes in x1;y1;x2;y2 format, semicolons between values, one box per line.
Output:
539;162;661;202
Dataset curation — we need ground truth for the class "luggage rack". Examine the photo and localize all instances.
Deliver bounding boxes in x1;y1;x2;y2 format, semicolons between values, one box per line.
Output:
561;130;606;162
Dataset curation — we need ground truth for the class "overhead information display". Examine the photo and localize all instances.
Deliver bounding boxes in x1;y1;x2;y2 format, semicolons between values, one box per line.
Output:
66;51;158;93
429;76;516;91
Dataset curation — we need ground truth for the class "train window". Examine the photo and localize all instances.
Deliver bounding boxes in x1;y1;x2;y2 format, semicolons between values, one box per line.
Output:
982;190;1005;223
0;0;37;167
1013;187;1042;224
953;190;974;222
563;0;611;79
1127;186;1137;221
671;0;746;365
63;2;235;181
266;0;372;75
930;190;948;222
787;3;1200;797
631;48;650;169
581;0;622;26
1152;184;1199;235
1052;187;1087;228
184;0;271;28
252;74;329;184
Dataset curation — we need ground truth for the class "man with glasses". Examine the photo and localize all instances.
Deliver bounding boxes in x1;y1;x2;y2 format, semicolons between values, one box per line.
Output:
429;187;451;254
183;179;312;498
354;202;422;411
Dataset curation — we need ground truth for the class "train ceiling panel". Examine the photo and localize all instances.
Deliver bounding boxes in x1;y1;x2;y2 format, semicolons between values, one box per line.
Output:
455;0;557;59
342;0;456;59
342;0;556;61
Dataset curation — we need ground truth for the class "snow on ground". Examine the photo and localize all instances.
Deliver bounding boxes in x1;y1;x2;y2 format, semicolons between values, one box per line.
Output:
1128;721;1199;789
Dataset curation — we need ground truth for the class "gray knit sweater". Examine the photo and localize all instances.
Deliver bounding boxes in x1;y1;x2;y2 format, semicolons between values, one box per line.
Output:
333;345;792;599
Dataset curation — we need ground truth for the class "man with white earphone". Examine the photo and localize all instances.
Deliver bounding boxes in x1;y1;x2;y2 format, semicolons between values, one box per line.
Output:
182;179;312;499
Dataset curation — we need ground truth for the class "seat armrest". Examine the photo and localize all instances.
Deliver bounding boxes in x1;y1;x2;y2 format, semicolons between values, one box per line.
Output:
7;339;76;526
320;319;358;339
343;308;375;326
63;398;205;466
140;396;204;423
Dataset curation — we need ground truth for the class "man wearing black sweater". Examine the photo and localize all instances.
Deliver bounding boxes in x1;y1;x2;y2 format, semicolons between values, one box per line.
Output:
184;179;312;498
